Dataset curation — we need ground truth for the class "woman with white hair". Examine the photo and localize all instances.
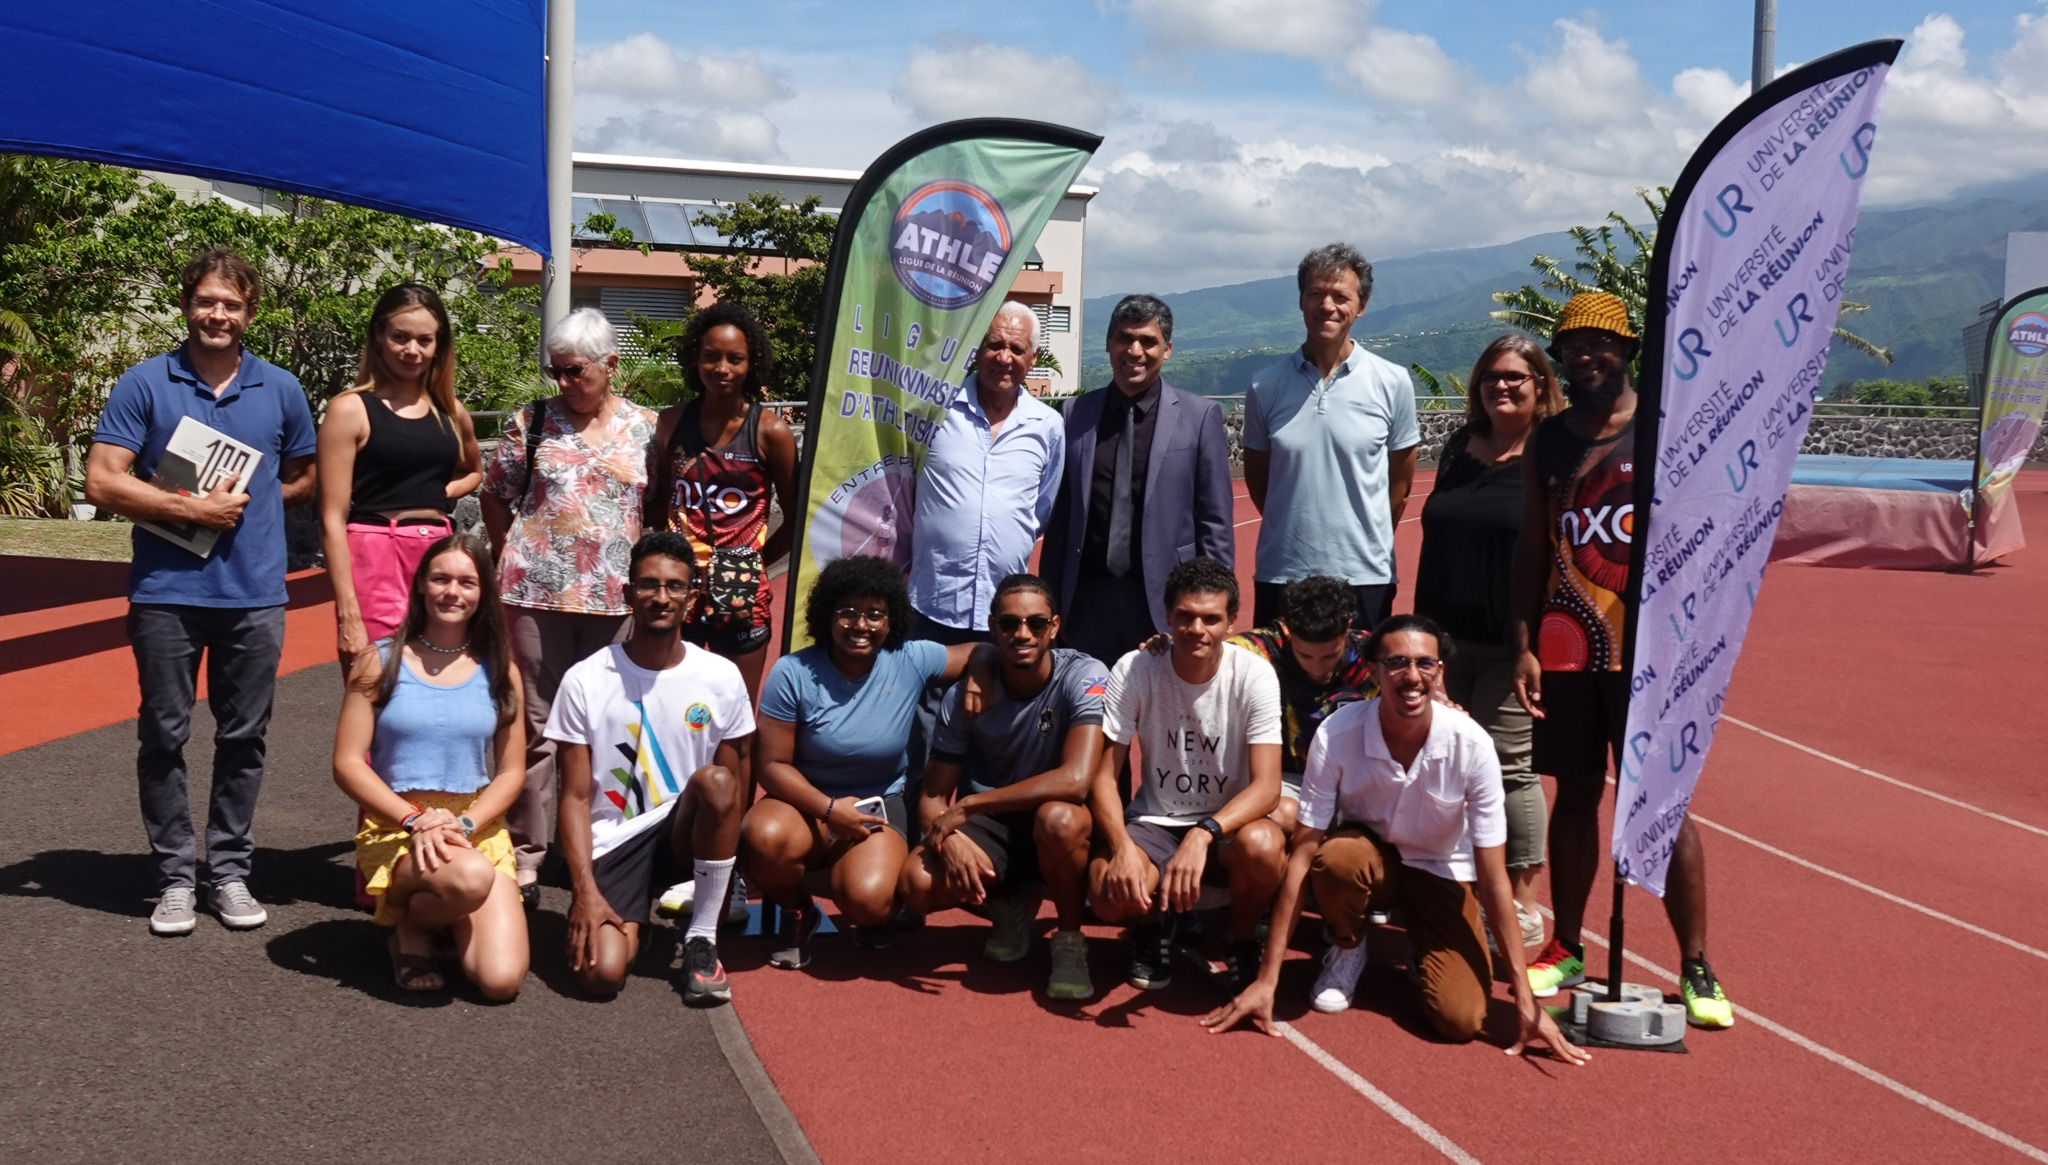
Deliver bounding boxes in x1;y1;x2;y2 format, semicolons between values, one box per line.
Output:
480;307;660;905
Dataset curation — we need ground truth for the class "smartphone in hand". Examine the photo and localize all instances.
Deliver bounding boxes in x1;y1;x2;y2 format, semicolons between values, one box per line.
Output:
852;795;888;833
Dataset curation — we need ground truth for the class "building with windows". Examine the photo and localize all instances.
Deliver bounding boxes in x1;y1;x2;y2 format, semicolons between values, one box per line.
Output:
494;153;1095;395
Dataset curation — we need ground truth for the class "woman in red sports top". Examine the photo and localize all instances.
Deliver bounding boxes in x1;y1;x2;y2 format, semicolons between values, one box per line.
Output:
647;301;799;700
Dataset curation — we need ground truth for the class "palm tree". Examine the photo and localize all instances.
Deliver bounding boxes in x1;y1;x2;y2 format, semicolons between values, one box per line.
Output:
1490;187;1891;363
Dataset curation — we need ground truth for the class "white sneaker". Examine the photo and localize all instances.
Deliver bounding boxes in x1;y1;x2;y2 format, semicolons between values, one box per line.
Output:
208;880;268;930
656;881;694;917
1311;940;1369;1013
726;873;751;926
150;886;198;936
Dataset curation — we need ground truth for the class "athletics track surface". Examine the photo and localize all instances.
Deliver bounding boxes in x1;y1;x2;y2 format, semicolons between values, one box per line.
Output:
3;469;2045;1164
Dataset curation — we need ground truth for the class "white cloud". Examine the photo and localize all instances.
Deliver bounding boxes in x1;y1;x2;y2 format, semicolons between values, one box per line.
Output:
1119;0;1370;60
890;37;1117;128
1339;26;1467;107
1863;13;2048;203
578;36;788;106
581;109;783;162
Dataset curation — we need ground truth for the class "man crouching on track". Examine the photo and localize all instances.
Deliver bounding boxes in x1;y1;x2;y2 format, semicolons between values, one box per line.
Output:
1089;557;1287;995
898;574;1108;1001
1201;614;1587;1062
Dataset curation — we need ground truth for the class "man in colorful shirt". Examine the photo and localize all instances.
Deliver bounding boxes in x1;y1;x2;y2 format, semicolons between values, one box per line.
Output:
480;308;660;901
1226;574;1377;834
1509;291;1731;1029
547;531;755;1006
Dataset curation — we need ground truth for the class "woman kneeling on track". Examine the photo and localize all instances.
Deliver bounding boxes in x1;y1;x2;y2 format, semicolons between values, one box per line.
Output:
742;554;989;969
334;533;529;998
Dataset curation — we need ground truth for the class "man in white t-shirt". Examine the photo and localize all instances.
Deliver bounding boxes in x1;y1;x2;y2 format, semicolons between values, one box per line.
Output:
1201;615;1586;1064
548;531;756;1006
1088;557;1285;994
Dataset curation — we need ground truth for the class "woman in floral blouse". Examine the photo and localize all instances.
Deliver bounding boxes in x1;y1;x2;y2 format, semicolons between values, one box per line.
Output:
480;308;659;904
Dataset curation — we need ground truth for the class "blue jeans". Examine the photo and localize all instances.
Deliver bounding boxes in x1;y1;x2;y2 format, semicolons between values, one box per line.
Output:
128;603;286;889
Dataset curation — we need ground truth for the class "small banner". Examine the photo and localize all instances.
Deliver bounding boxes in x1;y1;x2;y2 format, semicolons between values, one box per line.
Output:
1617;41;1903;895
1972;288;2048;551
781;120;1099;650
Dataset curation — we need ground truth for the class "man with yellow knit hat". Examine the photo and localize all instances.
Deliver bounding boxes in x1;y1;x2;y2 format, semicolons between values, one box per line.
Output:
1505;291;1733;1029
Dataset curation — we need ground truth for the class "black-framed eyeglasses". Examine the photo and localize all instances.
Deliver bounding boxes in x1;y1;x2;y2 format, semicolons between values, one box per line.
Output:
544;363;589;380
1379;655;1442;675
630;579;692;598
995;614;1054;634
834;606;889;627
1478;371;1532;387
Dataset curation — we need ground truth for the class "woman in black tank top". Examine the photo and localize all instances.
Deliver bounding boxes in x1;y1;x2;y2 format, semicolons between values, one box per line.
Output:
318;283;483;672
647;302;798;700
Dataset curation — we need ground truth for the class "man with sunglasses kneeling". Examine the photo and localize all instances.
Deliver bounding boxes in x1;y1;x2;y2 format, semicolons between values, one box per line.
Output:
899;574;1109;1000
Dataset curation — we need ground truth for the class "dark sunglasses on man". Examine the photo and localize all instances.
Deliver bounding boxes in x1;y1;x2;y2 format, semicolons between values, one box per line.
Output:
995;614;1054;635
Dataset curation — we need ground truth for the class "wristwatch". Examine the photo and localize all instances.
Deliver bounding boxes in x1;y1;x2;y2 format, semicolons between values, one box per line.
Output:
1195;816;1223;843
457;815;477;838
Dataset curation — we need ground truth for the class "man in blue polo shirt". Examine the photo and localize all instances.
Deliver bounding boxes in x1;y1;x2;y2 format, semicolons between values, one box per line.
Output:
1241;243;1420;632
84;249;318;937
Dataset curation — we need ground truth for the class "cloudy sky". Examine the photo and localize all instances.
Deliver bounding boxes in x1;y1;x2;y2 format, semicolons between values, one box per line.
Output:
571;1;2048;296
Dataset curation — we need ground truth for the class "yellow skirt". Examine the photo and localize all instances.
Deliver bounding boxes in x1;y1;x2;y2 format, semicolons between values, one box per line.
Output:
354;790;516;926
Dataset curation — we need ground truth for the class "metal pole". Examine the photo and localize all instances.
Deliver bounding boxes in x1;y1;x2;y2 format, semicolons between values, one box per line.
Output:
1606;871;1627;1001
542;0;575;337
1752;0;1777;94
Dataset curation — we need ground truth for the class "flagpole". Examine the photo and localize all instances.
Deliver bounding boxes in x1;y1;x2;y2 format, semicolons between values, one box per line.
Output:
542;0;575;336
1752;0;1776;93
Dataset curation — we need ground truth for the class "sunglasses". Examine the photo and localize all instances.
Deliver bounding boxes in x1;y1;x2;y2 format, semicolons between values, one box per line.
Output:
1378;655;1442;675
995;614;1054;634
544;363;590;380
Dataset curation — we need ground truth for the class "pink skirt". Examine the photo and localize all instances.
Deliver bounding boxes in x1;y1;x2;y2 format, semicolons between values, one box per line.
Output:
345;518;454;643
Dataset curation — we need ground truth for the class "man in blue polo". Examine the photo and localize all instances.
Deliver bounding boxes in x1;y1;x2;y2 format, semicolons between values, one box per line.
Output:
1241;243;1420;632
84;249;318;937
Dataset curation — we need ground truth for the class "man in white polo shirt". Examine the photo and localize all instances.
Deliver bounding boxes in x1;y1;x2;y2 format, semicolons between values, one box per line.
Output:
1241;243;1420;633
1202;614;1586;1063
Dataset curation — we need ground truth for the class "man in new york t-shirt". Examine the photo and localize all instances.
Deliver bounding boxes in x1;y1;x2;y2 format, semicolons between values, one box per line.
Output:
547;532;755;1007
1088;557;1285;996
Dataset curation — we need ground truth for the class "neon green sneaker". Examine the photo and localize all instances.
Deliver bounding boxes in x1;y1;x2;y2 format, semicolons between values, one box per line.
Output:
1681;957;1735;1029
1527;938;1586;997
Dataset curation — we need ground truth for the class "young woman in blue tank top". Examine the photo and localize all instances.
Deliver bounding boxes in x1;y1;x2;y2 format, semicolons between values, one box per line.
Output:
334;533;528;997
318;283;483;673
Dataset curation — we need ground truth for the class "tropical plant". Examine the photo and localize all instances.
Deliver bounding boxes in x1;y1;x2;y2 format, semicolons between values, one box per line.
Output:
1409;361;1465;405
1490;187;1891;365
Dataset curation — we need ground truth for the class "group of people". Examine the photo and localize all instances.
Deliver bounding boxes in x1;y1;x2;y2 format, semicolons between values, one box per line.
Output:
84;240;1731;1058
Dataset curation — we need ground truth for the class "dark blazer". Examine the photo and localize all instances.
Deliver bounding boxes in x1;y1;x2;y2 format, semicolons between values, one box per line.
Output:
1041;378;1235;633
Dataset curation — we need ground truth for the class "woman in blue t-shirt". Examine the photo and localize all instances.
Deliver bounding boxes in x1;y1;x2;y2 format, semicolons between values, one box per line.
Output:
744;555;984;970
334;533;528;998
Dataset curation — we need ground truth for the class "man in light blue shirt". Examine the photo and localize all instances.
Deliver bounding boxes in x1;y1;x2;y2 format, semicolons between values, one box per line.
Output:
905;300;1065;643
1242;243;1420;632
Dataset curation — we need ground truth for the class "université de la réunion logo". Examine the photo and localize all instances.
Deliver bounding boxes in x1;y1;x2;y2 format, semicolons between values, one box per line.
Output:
889;180;1012;311
2006;312;2048;357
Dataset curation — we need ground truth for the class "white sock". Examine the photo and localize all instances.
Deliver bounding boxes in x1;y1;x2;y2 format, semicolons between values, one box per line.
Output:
685;857;737;942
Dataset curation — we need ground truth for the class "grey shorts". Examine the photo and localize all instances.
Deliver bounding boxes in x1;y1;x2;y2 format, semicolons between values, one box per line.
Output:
1122;819;1233;887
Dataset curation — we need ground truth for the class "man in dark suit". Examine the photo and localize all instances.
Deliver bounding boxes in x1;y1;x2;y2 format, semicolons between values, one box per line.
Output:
1043;295;1235;666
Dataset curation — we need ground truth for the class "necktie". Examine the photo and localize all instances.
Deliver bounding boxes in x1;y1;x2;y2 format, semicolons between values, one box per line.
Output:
1105;399;1135;578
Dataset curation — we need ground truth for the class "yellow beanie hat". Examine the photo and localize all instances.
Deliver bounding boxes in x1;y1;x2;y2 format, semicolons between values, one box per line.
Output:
1555;291;1637;340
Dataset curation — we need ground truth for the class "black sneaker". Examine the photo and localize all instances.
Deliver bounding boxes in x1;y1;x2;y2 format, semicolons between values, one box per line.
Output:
519;882;539;911
768;901;822;970
1127;915;1176;990
850;922;895;950
680;936;731;1006
1222;935;1264;994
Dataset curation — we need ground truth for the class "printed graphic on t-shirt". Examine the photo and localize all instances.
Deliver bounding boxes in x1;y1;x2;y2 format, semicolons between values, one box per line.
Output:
1540;430;1633;673
608;701;681;819
1141;721;1244;815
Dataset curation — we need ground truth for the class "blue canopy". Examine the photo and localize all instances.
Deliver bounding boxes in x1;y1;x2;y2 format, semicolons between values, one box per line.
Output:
0;0;550;255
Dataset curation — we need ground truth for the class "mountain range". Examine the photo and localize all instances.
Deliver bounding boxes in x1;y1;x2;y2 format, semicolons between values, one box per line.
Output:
1080;190;2048;396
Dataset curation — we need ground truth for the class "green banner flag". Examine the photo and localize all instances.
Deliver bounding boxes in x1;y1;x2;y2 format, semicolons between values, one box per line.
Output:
781;119;1099;650
1973;288;2048;554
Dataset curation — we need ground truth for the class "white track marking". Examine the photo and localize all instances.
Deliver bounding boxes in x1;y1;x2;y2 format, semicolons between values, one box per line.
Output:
1721;715;2048;840
1687;812;2048;962
1551;910;2048;1163
1275;1022;1485;1165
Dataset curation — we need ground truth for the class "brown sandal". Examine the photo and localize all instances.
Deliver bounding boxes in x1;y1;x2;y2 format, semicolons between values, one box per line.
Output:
389;933;444;992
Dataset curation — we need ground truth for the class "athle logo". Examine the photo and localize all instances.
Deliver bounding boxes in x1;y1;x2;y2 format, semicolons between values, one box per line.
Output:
890;180;1012;311
2007;312;2048;358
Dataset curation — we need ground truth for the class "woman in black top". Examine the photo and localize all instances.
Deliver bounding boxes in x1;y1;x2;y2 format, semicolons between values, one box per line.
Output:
1414;334;1562;953
318;283;483;672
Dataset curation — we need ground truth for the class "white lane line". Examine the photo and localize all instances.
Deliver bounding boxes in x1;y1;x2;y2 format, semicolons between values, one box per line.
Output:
1687;812;2048;962
1275;1022;1484;1165
1552;910;2048;1163
1722;715;2048;840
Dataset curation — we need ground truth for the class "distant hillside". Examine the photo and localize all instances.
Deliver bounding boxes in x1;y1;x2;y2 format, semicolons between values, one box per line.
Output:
1081;197;2048;393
